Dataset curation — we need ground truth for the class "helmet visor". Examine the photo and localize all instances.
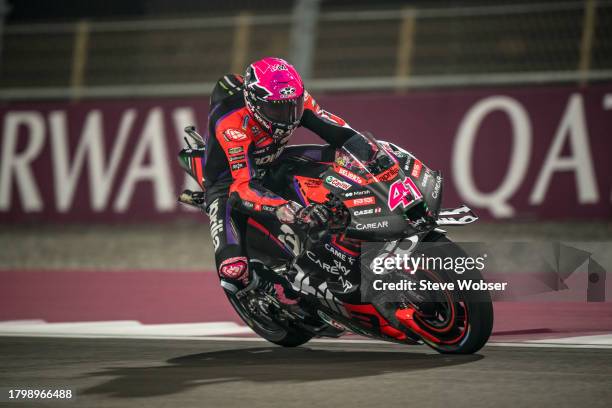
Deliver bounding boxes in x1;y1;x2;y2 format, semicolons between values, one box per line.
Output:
259;95;304;126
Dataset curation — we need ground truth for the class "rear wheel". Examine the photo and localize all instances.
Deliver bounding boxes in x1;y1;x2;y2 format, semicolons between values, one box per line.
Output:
226;292;313;347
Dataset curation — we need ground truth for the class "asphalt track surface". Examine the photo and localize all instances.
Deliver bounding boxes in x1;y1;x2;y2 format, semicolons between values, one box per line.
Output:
2;336;612;408
2;222;611;407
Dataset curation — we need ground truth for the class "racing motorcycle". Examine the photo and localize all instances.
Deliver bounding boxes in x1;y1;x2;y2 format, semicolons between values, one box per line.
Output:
178;126;493;354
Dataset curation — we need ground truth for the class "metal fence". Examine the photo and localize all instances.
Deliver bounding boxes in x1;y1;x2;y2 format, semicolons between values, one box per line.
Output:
0;0;611;99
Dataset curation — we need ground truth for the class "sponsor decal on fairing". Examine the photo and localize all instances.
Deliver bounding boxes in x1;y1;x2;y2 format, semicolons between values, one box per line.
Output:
432;175;442;199
355;221;389;230
337;167;365;185
388;177;423;211
344;189;371;198
325;176;351;191
376;166;399;182
324;243;356;265
345;196;376;207
411;159;423;178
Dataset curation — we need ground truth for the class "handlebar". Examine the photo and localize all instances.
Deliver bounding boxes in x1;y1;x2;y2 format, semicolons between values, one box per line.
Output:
295;196;350;253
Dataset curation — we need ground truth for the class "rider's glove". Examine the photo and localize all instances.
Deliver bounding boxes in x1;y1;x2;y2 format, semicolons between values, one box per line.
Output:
275;201;303;224
295;203;331;230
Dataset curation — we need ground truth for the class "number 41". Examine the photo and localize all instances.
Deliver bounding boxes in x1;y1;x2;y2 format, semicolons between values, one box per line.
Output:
388;177;422;210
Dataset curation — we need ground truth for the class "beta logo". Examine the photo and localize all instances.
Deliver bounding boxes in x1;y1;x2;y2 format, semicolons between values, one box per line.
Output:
325;176;351;191
224;128;248;142
388;177;423;211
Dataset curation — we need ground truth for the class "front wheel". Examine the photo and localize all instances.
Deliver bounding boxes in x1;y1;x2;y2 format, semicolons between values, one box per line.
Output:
226;292;313;347
383;234;494;354
415;293;493;355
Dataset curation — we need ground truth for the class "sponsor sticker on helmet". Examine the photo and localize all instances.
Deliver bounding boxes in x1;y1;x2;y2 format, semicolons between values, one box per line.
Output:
280;86;296;97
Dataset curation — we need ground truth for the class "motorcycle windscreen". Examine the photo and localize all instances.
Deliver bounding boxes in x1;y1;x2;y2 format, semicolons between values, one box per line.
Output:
334;133;397;179
329;133;420;241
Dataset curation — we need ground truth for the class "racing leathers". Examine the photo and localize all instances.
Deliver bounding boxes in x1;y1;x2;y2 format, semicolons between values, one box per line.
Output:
204;74;358;291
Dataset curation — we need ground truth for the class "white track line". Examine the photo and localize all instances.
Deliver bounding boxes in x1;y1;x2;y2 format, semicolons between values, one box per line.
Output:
0;321;253;336
0;321;611;349
527;334;612;345
1;333;611;349
0;319;46;325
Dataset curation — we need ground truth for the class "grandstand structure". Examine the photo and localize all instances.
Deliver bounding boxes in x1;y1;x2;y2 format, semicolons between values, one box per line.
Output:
0;0;610;99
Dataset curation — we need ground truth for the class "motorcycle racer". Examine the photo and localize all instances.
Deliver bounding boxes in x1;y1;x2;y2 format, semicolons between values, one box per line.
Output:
204;57;359;292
